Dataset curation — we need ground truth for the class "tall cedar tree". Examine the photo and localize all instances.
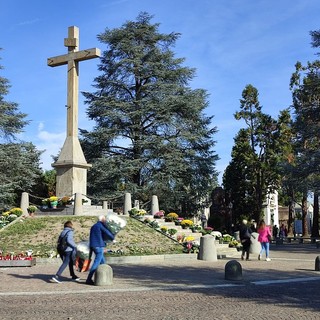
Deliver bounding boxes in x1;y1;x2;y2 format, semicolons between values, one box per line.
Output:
0;50;43;207
80;13;218;214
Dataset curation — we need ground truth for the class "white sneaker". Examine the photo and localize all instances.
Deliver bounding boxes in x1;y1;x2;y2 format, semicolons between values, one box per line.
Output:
52;276;62;283
266;258;271;262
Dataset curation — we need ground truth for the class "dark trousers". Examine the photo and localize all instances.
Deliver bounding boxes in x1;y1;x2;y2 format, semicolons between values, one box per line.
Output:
241;239;251;259
56;251;76;278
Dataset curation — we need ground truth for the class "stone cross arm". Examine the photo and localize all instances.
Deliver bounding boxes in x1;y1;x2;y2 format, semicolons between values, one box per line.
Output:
47;48;101;67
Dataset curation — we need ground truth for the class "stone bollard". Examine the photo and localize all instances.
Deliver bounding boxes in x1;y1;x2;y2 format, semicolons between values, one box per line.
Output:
315;256;320;271
20;192;29;216
95;264;113;286
198;235;217;261
102;201;108;210
249;232;261;255
123;193;132;215
73;192;83;215
225;260;242;281
151;195;159;216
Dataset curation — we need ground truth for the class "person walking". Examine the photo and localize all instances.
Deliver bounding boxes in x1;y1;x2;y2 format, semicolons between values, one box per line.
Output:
239;219;252;260
86;215;115;285
257;220;272;261
200;213;208;229
52;220;80;283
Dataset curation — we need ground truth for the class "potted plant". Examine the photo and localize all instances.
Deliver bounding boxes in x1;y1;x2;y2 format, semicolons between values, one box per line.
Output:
9;208;23;217
175;217;184;225
27;205;37;216
180;219;194;229
154;210;165;219
165;212;179;222
190;225;201;233
49;196;59;209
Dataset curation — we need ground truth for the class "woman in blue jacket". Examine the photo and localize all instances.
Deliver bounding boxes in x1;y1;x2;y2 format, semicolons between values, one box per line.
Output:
52;220;80;283
86;215;115;285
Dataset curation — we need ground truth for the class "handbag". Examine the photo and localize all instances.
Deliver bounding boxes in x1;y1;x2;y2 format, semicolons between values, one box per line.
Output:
267;234;272;242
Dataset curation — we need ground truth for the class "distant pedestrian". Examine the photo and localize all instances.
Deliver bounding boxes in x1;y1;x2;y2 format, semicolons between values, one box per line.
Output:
52;221;80;283
239;219;252;261
86;215;115;285
200;213;208;229
273;225;279;238
257;220;272;261
279;224;287;238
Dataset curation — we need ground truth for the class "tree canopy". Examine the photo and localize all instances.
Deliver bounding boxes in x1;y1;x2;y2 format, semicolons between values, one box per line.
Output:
80;12;218;214
0;50;43;208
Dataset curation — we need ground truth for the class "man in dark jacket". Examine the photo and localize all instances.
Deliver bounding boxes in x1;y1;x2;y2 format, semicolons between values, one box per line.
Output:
86;215;115;285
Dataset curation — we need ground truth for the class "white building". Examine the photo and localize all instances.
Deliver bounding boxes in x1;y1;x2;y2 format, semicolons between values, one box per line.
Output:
262;191;279;227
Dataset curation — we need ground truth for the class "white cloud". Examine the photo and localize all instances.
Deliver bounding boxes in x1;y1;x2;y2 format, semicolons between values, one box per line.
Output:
36;122;65;171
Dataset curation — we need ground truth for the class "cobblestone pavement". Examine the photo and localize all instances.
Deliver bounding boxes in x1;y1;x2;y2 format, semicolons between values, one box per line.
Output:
1;243;320;319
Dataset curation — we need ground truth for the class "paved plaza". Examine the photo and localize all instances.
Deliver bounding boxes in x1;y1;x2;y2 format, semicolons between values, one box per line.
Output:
0;243;320;319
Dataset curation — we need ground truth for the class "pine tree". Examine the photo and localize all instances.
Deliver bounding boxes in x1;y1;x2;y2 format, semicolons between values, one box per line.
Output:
225;85;287;223
80;13;218;213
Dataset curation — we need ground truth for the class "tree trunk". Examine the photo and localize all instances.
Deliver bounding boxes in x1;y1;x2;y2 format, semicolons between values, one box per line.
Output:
287;196;295;237
311;191;319;238
302;193;309;237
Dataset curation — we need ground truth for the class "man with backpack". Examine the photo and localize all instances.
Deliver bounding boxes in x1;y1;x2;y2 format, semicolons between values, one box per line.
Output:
52;220;80;283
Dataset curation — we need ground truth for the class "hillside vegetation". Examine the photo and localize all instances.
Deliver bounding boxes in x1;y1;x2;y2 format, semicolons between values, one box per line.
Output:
0;216;183;257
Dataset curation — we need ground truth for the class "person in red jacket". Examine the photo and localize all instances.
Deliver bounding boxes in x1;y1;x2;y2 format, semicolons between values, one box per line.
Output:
257;220;272;261
86;215;114;285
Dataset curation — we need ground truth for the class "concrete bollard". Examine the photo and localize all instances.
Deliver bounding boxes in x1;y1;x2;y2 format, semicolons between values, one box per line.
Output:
225;260;243;281
249;232;261;255
315;256;320;271
94;264;113;286
198;235;217;261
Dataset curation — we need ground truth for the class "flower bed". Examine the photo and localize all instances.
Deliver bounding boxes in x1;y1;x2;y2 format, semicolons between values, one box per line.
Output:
0;253;36;267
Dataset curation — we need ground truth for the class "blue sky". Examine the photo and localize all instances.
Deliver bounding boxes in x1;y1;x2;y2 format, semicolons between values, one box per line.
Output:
1;0;319;184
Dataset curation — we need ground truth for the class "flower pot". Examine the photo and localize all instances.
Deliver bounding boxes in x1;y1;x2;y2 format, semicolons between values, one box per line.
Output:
50;201;58;209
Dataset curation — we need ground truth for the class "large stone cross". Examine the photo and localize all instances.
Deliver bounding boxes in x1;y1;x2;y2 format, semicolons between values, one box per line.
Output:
47;26;101;198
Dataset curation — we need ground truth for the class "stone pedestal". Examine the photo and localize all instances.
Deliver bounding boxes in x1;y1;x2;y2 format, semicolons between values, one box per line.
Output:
198;235;217;261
